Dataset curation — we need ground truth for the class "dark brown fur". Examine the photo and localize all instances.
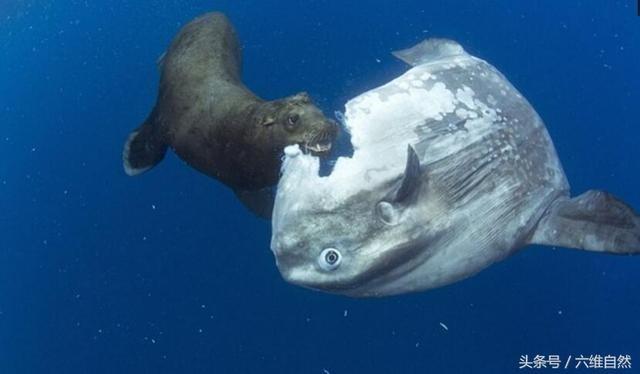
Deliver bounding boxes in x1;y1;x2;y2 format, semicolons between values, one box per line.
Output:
123;12;337;215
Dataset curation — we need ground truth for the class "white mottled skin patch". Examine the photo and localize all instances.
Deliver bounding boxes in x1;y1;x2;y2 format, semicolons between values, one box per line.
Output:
455;86;476;109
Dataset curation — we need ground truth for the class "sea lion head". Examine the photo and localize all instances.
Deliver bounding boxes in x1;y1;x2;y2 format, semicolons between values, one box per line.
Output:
259;92;338;155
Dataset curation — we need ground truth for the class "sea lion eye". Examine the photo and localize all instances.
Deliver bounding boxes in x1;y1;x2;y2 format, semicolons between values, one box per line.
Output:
319;248;342;271
287;114;299;126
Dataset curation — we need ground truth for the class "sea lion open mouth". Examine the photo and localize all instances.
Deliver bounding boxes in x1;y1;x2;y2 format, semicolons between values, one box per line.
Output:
301;125;337;155
303;139;333;154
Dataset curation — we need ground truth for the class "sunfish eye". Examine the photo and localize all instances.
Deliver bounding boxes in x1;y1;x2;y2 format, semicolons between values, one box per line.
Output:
318;248;342;271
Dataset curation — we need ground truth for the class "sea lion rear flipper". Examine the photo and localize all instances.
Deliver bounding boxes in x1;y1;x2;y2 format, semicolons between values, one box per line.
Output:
122;114;168;176
529;190;640;254
234;188;276;219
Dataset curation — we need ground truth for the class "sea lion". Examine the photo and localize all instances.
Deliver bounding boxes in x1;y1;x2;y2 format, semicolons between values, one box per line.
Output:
122;12;338;217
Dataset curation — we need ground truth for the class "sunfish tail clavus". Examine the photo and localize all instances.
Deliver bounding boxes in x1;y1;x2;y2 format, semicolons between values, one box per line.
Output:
270;38;639;297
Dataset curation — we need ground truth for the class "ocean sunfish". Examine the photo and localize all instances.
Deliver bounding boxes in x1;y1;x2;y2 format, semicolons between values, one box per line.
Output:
270;38;640;297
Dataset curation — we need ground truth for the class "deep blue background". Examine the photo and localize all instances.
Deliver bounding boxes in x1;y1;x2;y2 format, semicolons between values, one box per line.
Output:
1;1;639;373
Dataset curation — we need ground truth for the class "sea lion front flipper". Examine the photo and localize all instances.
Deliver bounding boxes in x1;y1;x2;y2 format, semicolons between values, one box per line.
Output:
234;187;276;219
529;190;640;254
122;113;168;176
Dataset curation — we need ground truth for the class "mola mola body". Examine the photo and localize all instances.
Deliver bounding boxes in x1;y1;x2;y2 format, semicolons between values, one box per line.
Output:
270;39;640;297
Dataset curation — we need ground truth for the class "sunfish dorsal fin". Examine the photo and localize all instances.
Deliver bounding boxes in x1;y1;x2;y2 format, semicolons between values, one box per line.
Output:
392;38;466;66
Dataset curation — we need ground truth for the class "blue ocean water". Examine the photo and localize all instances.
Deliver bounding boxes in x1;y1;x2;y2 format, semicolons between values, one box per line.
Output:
1;0;639;373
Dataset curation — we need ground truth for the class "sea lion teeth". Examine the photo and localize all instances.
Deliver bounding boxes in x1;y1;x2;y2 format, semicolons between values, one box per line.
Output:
304;142;332;154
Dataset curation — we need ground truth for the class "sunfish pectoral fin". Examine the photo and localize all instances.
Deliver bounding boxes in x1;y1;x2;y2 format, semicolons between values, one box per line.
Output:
529;190;640;254
376;145;423;225
394;145;423;203
392;38;467;67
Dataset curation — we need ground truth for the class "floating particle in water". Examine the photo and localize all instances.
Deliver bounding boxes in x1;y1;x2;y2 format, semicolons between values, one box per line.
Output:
439;322;449;331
